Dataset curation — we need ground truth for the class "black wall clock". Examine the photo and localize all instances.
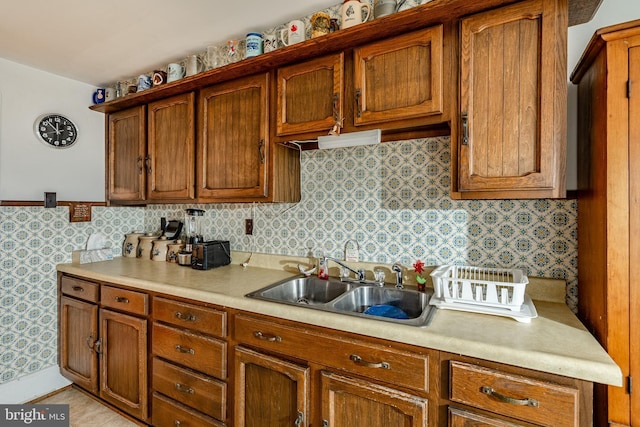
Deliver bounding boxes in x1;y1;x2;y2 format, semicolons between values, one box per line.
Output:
34;113;78;148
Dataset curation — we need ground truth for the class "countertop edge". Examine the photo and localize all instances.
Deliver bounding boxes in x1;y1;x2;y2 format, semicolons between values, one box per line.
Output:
56;259;623;387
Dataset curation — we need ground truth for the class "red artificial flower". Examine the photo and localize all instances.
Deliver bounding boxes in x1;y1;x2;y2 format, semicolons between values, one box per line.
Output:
413;259;425;274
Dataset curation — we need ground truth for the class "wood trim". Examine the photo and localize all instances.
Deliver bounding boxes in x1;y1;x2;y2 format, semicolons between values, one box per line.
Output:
0;200;106;207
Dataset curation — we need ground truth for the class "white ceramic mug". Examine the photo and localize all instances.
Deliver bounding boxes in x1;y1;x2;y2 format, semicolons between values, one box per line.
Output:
105;87;117;102
280;20;306;46
167;62;185;82
342;0;371;29
263;32;278;53
185;54;204;76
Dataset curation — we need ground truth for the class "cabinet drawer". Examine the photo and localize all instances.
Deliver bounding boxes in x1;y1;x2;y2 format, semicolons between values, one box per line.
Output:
152;323;226;379
152;392;223;427
152;358;226;421
101;285;148;316
61;276;99;303
450;361;579;427
153;297;226;338
234;314;429;392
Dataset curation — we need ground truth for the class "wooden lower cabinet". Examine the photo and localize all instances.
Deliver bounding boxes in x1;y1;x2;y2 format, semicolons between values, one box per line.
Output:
234;346;310;427
59;295;98;394
448;407;528;427
321;371;428;427
58;275;149;422
151;296;228;426
99;308;148;421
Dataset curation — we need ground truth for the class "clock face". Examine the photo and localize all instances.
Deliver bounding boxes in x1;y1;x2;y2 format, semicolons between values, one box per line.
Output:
34;114;78;148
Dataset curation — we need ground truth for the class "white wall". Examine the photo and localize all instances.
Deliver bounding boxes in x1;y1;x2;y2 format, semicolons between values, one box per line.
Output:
566;0;640;190
0;58;105;202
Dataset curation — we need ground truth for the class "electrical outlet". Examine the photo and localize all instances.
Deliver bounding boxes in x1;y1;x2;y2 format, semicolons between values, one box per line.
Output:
245;219;253;235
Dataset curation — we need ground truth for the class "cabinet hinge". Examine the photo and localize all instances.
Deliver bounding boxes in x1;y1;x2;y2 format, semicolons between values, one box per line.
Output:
629;376;633;394
627;80;632;98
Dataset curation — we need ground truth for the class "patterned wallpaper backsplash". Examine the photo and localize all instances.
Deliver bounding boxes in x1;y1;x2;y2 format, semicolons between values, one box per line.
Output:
0;136;578;385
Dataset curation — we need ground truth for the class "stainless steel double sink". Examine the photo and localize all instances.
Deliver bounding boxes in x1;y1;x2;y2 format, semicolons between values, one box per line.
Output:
246;276;436;327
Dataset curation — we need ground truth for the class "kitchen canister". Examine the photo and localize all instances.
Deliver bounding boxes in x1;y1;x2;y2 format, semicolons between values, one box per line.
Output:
245;33;263;58
122;231;144;258
137;233;158;259
167;240;185;263
151;236;173;262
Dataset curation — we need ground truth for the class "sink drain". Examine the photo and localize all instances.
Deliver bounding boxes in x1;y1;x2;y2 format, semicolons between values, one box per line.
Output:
296;297;310;304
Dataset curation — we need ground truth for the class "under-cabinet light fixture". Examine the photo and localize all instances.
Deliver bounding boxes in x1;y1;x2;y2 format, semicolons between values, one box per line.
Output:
317;129;381;149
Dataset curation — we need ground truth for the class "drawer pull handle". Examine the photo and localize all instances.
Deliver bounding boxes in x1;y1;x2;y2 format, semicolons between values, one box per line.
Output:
253;331;282;342
114;296;129;303
350;354;390;369
175;345;195;355
175;383;194;394
72;286;84;292
480;386;539;407
175;312;196;322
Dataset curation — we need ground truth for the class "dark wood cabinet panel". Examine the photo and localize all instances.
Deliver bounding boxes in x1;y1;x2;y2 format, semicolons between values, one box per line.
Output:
276;53;344;136
571;19;640;427
454;0;567;199
147;92;195;201
320;371;428;427
99;309;148;421
234;346;309;427
107;106;146;202
59;296;98;394
197;73;269;200
353;25;443;126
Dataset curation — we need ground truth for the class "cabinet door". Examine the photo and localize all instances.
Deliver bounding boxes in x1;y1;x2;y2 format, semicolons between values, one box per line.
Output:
198;73;269;200
107;106;146;202
457;0;566;198
234;346;309;427
353;25;443;126
449;407;527;427
147;92;195;201
320;371;428;427
276;53;344;136
99;309;148;421
59;296;98;393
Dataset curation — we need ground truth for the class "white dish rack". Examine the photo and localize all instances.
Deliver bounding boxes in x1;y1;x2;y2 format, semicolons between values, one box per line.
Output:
430;265;529;312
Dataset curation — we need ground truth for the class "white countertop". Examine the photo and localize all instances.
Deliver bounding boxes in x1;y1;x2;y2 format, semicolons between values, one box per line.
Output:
57;256;622;386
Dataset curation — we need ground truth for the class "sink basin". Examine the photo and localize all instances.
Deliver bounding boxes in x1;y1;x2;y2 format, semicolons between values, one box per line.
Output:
331;286;430;319
246;276;436;327
247;276;354;305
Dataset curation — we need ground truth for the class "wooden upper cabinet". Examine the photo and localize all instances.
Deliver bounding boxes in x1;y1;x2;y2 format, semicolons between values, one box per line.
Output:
197;73;269;200
455;0;567;199
147;93;195;201
276;53;344;136
353;25;443;126
107;106;146;202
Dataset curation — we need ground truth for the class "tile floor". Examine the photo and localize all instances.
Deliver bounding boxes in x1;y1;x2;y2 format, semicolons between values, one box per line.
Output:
35;386;141;427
